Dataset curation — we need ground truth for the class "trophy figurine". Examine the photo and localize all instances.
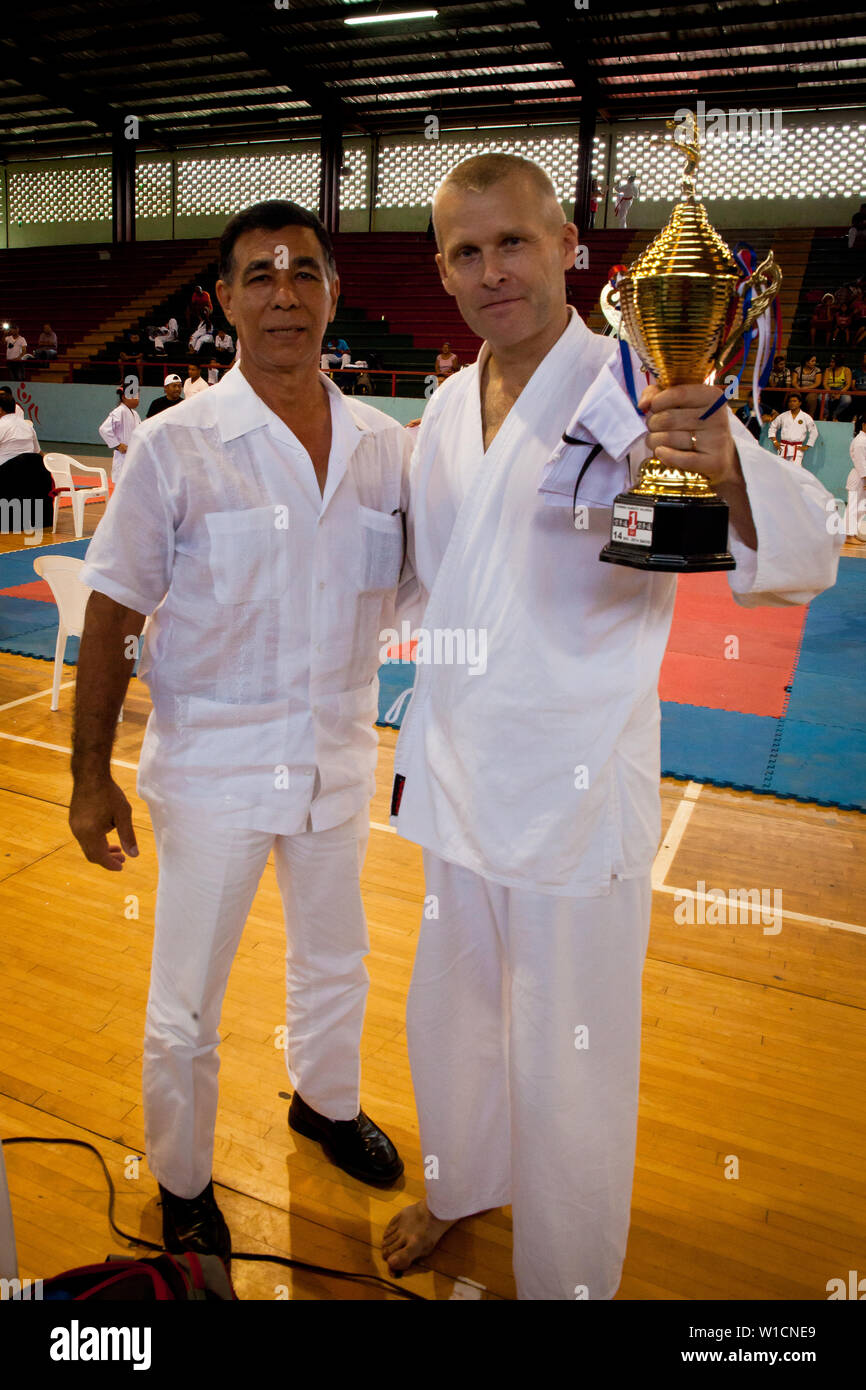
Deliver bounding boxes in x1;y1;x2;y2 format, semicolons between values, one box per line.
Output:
599;112;782;572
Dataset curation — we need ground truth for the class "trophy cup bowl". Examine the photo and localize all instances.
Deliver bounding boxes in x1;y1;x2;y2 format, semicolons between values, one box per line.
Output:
599;116;782;573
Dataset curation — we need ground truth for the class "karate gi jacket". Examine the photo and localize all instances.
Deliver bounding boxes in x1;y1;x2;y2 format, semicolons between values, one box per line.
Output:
391;308;841;896
98;402;141;481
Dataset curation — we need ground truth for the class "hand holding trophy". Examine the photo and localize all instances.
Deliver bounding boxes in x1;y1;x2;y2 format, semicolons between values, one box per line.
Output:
599;111;782;572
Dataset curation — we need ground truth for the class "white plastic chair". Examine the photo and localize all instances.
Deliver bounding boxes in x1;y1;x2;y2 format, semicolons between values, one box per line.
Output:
33;555;95;712
43;452;108;539
33;556;147;718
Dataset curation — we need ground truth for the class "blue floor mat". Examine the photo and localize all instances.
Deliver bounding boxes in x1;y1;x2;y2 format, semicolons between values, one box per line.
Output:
660;704;778;792
2;543;861;811
0;537;90;589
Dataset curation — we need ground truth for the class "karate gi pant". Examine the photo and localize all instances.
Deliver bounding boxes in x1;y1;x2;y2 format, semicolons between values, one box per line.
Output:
143;802;370;1199
407;853;652;1301
846;486;865;538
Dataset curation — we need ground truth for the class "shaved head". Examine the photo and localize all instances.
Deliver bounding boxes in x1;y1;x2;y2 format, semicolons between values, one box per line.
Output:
431;155;579;363
433;154;565;244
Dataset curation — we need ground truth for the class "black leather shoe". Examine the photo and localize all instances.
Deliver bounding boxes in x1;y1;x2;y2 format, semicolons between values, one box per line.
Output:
288;1093;404;1187
158;1179;232;1269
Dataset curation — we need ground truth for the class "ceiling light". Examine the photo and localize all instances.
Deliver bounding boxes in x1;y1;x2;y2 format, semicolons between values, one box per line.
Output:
344;8;437;23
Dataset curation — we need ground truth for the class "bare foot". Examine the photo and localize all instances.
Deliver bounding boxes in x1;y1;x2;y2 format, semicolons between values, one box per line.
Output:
382;1200;458;1274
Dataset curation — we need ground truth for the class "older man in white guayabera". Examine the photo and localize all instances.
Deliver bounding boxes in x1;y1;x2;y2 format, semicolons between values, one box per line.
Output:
70;200;416;1270
381;152;842;1299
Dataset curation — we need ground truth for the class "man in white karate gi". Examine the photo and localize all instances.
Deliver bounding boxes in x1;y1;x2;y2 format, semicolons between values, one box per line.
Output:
614;171;639;228
70;200;411;1267
382;154;841;1299
767;392;818;464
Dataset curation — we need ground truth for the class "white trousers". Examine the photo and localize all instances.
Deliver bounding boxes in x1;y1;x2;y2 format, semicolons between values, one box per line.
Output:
778;440;805;463
846;486;865;537
144;802;370;1198
407;854;652;1300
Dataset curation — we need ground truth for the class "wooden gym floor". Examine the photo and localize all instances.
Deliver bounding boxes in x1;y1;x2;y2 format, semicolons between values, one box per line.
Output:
0;497;864;1301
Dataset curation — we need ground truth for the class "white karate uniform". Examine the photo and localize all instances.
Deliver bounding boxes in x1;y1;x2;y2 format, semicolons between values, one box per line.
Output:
183;375;209;398
97;401;141;482
393;307;841;1299
81;367;413;1197
189;322;214;353
846;431;866;537
767;408;817;463
614;178;637;228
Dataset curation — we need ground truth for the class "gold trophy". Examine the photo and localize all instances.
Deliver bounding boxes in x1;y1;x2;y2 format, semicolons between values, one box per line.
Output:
599;112;782;572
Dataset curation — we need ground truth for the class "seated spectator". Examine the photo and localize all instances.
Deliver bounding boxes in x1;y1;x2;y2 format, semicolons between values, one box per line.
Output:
847;203;866;251
118;329;144;382
0;386;24;417
183;362;209;398
810;294;835;347
852;292;866;347
435;341;460;383
823;354;854;421
146;374;184;418
0;395;51;525
765;354;791;409
5;324;28;380
149;328;167;356
321;337;351;371
851;351;866;396
188;285;213;327
214;328;234;361
206;357;222;386
189;316;215;354
34;323;58;359
833;290;854;347
793;354;822;416
159;316;180;342
353;361;373;396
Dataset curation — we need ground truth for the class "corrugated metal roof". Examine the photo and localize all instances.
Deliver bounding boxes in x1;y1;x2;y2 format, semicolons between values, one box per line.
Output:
0;1;860;156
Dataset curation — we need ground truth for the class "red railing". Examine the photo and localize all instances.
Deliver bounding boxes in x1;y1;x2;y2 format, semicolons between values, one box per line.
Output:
5;357;441;398
7;357;866;413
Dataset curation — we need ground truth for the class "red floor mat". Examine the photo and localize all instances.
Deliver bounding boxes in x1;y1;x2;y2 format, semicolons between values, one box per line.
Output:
657;572;808;718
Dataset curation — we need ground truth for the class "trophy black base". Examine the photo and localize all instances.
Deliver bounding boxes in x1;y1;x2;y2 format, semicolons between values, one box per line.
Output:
599;489;736;573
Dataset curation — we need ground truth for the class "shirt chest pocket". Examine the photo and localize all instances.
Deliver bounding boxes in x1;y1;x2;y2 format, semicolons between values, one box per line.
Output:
205;507;290;605
358;505;404;593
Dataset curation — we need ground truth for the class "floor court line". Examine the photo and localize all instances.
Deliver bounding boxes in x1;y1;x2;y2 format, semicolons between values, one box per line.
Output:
0;682;75;714
0;730;860;934
652;780;703;890
0;729;138;771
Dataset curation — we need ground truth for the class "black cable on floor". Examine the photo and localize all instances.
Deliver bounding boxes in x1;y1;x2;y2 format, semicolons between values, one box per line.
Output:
1;1136;426;1300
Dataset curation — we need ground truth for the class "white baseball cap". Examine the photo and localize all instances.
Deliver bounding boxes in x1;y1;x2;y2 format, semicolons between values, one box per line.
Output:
164;374;182;385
